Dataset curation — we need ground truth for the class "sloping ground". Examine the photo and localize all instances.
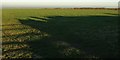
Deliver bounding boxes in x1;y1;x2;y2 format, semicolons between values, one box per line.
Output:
2;9;119;58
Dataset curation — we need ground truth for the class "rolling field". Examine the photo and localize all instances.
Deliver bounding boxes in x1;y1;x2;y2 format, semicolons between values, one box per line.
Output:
2;9;119;58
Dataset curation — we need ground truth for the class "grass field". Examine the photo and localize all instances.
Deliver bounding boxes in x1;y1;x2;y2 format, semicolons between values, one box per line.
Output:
2;9;119;58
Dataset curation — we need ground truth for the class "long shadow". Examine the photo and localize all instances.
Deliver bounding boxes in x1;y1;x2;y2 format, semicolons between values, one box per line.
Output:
6;16;119;58
104;13;118;16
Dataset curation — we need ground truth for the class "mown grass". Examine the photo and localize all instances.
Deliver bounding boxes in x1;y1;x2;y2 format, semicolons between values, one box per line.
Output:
2;9;119;58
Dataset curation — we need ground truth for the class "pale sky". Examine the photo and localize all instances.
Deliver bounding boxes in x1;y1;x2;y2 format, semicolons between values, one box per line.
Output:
2;0;120;8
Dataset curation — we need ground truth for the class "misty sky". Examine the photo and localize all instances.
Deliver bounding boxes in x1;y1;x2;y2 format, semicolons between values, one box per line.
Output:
2;0;119;8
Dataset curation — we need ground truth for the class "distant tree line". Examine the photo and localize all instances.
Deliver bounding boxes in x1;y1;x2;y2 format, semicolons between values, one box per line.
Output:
73;8;118;10
43;8;118;10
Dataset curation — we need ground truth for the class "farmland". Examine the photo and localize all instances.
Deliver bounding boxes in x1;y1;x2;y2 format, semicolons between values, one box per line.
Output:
2;9;119;58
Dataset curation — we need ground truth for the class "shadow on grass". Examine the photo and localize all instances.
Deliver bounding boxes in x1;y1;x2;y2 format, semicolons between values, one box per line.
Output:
104;13;118;16
3;16;119;58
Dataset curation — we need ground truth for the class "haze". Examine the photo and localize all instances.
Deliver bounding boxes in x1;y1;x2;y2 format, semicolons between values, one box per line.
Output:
2;0;119;8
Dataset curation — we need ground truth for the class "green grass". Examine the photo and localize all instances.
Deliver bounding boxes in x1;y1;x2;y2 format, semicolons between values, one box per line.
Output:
2;9;119;58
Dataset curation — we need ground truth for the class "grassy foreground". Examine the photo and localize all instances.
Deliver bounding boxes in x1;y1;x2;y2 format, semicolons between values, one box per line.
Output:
2;9;119;58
